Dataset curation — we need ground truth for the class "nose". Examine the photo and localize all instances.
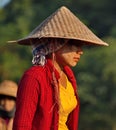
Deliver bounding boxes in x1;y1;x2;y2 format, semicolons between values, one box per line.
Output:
77;47;83;55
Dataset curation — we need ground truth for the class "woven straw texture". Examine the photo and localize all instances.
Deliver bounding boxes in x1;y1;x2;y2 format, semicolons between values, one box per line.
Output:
0;80;18;98
9;6;108;46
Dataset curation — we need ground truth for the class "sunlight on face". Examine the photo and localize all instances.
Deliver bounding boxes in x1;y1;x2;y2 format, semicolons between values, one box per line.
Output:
55;43;83;67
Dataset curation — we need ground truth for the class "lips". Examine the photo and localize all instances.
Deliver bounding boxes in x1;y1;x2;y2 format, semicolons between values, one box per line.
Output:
73;57;80;61
74;56;80;60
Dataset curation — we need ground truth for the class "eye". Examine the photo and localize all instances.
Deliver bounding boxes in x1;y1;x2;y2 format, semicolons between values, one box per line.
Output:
73;43;82;48
68;40;83;48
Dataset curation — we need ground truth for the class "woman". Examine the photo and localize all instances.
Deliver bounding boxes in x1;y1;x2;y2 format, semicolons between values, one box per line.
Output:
0;80;17;130
10;6;108;130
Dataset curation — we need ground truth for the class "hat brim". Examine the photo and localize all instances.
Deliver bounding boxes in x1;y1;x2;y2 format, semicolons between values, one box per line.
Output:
0;92;16;98
8;36;108;46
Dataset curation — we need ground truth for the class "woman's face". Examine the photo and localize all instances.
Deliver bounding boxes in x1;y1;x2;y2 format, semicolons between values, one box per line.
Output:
55;41;83;67
0;97;16;112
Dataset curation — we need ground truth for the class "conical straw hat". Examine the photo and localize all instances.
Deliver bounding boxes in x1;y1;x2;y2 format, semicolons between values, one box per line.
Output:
0;80;18;98
9;6;108;46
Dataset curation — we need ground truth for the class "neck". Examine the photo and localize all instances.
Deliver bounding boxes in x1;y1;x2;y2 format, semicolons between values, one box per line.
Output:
52;60;63;75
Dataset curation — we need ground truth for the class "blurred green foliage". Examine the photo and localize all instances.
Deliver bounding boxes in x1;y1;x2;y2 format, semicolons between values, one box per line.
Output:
73;38;116;130
0;0;116;129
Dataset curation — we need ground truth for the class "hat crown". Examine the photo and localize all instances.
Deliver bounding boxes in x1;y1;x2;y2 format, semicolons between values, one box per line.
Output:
28;6;73;37
0;80;18;97
29;6;85;38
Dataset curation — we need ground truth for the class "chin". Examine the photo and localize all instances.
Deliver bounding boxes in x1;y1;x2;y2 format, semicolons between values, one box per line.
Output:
69;62;77;67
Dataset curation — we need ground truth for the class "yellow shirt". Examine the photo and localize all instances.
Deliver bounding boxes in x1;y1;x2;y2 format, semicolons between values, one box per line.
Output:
58;76;77;130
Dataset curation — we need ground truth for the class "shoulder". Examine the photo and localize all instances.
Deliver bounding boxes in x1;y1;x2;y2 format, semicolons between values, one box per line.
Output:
24;65;46;79
18;66;47;93
21;64;53;83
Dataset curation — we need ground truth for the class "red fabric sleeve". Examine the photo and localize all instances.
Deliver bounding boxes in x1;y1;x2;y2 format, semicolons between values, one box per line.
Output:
13;74;40;130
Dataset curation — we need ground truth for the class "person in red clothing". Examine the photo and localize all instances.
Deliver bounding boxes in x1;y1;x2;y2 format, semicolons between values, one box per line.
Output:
9;6;108;130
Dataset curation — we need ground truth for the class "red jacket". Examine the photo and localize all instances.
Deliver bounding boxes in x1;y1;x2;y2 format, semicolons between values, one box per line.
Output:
13;59;80;130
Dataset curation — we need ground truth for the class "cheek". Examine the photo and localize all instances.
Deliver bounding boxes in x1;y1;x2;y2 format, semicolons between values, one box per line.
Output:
55;46;78;67
3;100;15;111
60;52;75;66
62;53;72;61
0;99;5;106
